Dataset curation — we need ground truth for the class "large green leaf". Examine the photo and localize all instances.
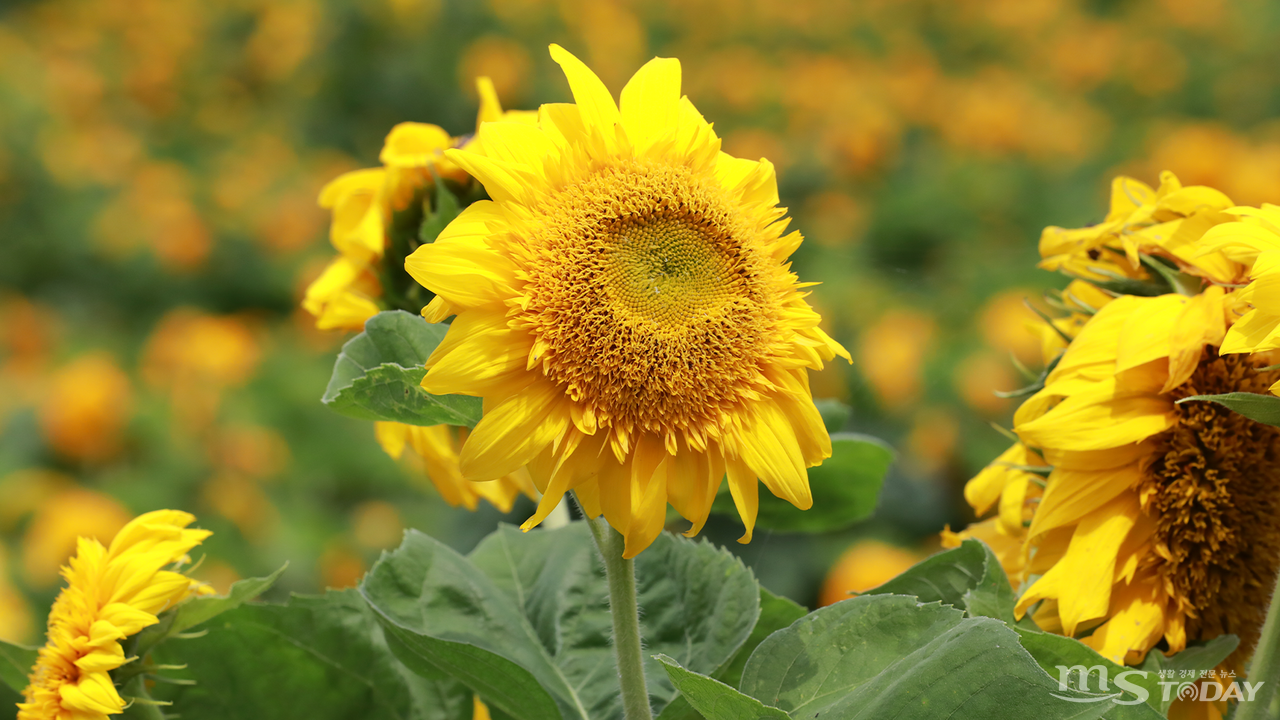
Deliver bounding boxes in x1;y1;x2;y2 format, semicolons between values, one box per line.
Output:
1138;636;1239;713
710;433;893;533
861;538;1023;625
150;589;471;720
731;594;1117;719
0;639;36;695
1017;630;1164;719
321;310;481;427
1177;392;1280;427
363;524;761;720
470;523;759;719
655;587;806;720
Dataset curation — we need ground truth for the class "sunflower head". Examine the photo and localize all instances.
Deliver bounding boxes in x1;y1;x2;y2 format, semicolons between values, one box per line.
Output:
406;45;848;556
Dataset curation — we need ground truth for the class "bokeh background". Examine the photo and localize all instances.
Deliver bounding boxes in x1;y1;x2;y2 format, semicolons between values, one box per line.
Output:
3;0;1279;643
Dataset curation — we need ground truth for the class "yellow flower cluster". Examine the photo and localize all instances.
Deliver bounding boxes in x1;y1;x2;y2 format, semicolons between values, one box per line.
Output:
957;171;1280;720
18;510;210;720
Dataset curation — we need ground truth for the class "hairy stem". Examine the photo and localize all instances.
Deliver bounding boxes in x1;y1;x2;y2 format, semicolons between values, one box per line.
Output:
585;514;653;720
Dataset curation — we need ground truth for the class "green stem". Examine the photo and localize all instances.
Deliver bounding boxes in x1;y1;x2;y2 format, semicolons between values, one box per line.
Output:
1238;574;1280;720
119;676;167;720
585;514;653;720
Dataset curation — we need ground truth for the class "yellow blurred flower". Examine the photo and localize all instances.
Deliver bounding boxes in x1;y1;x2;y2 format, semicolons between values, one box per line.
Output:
201;472;279;543
965;289;1280;676
142;309;262;429
22;487;132;589
858;309;935;410
375;422;536;512
351;500;404;550
38;353;133;464
406;46;849;556
0;545;33;644
1039;171;1242;285
19;510;210;720
819;540;922;607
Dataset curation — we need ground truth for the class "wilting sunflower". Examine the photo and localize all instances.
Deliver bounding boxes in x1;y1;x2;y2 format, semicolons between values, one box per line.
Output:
1201;204;1280;373
19;510;210;720
374;422;536;512
303;78;533;331
963;287;1280;684
1038;171;1240;286
405;45;848;557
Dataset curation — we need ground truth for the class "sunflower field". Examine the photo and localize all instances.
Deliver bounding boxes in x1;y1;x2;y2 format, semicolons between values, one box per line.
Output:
5;0;1280;719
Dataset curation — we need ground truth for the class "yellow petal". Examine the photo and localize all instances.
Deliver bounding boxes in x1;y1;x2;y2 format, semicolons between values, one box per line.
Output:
380;122;454;168
725;457;758;544
1028;466;1140;540
459;381;569;481
1015;493;1140;634
1017;380;1174;451
548;44;620;141
733;400;811;509
619;56;681;155
1080;577;1166;665
1115;294;1187;374
375;421;409;460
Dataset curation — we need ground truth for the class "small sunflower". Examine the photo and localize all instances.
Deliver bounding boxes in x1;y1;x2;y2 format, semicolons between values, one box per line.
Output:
964;288;1280;681
374;422;536;512
19;510;210;720
405;45;848;556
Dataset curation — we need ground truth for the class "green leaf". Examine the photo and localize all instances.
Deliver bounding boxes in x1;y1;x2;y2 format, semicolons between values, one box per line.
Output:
1017;630;1165;719
1138;636;1239;713
361;530;574;720
861;538;1023;625
814;398;851;433
1177;392;1280;427
654;655;788;720
364;523;761;720
150;589;472;720
710;433;893;533
736;595;1115;719
0;639;36;694
322;310;481;427
655;588;806;720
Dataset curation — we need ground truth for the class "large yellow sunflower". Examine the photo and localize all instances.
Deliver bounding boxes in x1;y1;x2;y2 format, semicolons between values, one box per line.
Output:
964;288;1280;681
405;45;848;557
19;510;210;720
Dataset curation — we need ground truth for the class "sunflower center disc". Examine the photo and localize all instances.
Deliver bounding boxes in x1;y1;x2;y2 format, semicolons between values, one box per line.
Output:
521;159;776;438
1140;350;1280;667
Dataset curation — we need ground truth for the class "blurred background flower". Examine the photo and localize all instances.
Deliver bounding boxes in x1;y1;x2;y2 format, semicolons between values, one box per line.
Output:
3;0;1279;639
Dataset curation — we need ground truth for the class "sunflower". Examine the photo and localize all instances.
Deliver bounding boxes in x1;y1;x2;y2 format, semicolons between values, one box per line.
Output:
303;77;533;331
374;422;536;512
19;510;210;720
1201;205;1280;376
1038;171;1241;286
963;286;1280;685
404;45;848;557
